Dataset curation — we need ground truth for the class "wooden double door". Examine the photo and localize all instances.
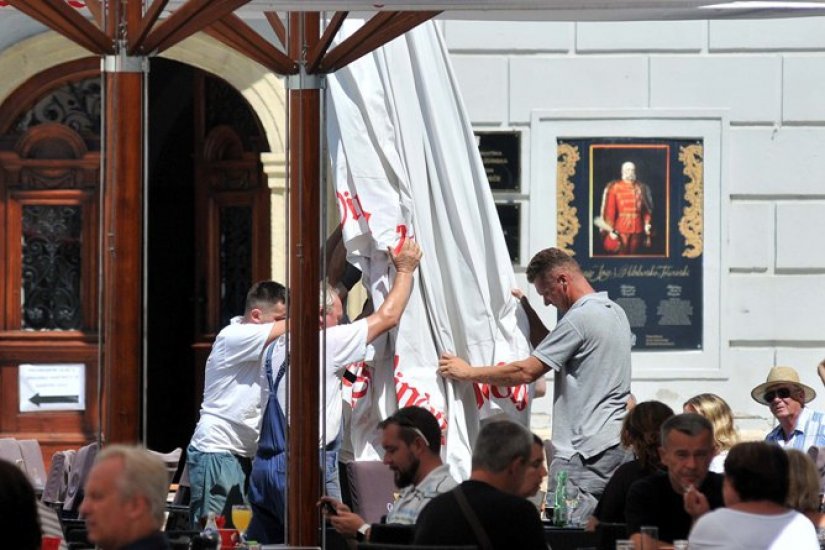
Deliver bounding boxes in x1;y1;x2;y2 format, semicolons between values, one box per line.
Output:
0;57;271;458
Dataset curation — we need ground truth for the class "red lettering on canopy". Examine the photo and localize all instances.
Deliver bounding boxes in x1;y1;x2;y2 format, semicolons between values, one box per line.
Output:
393;356;447;442
336;191;371;227
473;363;530;412
342;361;371;408
393;224;410;254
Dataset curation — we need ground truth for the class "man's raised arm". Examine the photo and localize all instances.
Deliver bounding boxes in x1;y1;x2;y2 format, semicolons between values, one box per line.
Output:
364;240;422;344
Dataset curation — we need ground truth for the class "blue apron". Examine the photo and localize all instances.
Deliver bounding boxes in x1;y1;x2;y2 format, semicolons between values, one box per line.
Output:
246;344;287;544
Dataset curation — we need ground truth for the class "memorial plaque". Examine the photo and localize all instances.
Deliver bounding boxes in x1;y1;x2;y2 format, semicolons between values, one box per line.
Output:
476;131;521;191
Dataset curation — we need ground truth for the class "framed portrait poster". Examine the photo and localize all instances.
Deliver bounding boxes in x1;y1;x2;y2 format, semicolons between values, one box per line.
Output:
558;137;703;351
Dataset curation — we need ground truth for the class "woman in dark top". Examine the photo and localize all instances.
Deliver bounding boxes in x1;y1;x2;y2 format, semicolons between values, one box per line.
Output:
586;400;674;530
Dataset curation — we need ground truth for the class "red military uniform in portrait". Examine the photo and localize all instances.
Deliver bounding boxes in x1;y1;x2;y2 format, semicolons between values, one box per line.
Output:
600;179;653;255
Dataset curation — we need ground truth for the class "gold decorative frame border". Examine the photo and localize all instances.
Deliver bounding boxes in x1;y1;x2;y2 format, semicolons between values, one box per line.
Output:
556;142;581;256
677;144;704;258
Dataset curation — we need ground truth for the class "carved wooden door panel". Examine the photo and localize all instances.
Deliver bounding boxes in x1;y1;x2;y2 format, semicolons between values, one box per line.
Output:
0;60;102;462
191;72;271;403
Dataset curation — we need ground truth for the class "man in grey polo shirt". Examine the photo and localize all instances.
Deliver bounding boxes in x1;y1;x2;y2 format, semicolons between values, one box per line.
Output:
439;247;632;523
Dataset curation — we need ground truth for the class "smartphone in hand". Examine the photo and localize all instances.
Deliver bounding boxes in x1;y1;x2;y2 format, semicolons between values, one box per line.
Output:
321;500;338;516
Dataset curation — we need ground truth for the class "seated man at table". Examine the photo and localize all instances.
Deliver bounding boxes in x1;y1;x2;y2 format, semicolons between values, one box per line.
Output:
519;433;549;500
414;419;546;550
79;445;171;550
320;406;457;543
625;413;724;547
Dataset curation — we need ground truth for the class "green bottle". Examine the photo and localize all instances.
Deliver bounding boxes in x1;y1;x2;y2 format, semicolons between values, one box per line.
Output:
553;470;568;527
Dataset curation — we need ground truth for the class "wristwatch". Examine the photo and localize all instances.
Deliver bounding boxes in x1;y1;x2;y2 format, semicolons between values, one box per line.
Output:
355;523;370;542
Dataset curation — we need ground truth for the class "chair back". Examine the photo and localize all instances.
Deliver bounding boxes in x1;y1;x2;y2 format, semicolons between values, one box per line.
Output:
149;446;183;485
42;450;74;504
18;439;47;491
63;442;99;513
172;462;191;505
346;461;396;524
0;437;24;467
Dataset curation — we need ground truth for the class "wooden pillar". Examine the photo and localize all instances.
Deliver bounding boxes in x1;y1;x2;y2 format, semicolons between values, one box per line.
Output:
101;51;147;444
287;11;323;547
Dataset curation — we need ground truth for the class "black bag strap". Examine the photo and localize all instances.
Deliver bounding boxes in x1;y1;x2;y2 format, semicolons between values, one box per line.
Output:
452;485;493;550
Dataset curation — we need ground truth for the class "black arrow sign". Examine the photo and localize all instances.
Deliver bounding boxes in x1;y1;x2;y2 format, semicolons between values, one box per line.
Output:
29;393;79;406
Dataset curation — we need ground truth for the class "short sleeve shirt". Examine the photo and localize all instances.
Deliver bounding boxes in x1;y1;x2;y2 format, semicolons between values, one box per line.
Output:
532;292;631;459
272;318;369;446
190;317;275;456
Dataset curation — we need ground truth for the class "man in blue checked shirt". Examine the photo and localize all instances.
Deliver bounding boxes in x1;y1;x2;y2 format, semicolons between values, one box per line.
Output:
753;366;825;449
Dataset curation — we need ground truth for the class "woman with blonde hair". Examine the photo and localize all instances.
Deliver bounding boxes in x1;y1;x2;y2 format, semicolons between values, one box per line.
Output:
683;393;737;473
786;449;825;529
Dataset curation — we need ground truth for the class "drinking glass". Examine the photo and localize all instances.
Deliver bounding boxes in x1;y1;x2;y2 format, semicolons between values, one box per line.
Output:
232;504;252;540
564;483;580;526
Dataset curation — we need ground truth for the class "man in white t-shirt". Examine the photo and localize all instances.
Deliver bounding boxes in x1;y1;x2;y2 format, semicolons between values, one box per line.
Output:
186;281;288;527
246;240;422;544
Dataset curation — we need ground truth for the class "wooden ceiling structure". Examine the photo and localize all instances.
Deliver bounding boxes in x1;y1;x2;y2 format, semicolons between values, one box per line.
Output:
3;1;439;545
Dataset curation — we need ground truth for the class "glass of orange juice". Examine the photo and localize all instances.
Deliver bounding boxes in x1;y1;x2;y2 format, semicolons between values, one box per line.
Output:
231;504;252;541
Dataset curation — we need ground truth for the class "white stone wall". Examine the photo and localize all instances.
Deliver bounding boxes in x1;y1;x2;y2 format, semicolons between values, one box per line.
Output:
442;17;825;438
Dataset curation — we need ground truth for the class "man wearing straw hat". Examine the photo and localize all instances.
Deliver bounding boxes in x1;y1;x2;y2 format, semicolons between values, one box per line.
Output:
752;366;825;450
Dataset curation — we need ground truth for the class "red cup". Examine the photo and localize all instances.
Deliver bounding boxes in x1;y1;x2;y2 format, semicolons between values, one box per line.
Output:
41;535;61;550
218;528;238;550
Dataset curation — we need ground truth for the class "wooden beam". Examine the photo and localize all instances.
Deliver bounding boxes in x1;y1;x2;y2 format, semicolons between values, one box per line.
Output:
128;0;170;55
126;0;144;50
321;11;440;73
7;0;112;54
264;11;286;48
306;11;347;75
101;68;145;446
41;0;112;51
141;0;253;54
318;11;395;73
204;14;298;75
287;14;322;548
85;0;103;29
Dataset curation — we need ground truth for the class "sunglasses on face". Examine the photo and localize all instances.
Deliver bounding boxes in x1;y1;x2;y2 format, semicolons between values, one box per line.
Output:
764;387;792;402
391;417;430;445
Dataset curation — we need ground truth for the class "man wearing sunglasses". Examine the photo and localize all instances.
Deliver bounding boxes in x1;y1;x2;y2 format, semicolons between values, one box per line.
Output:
752;366;825;450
